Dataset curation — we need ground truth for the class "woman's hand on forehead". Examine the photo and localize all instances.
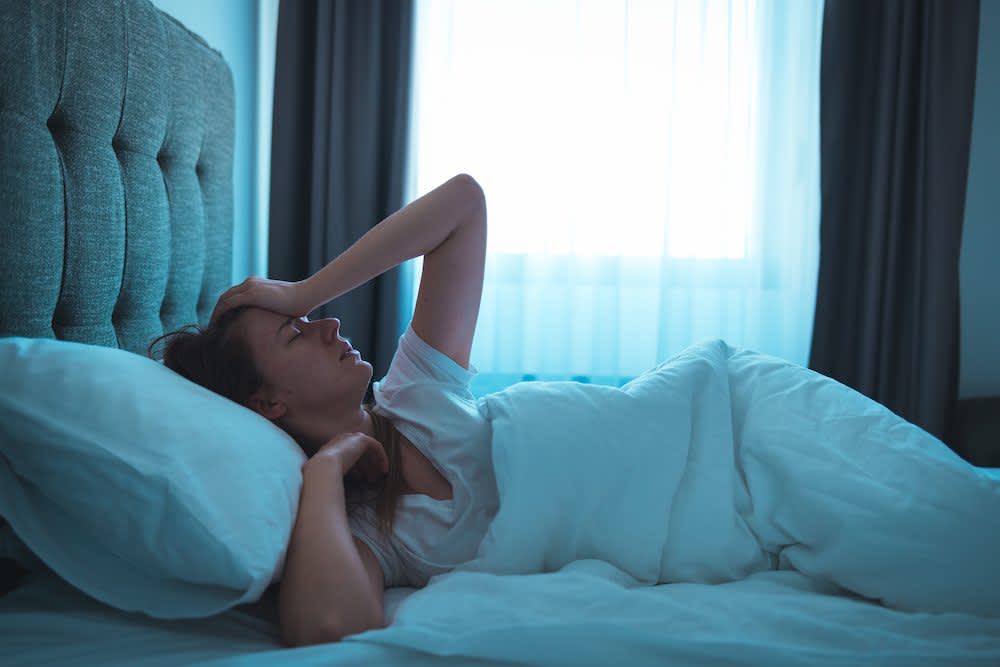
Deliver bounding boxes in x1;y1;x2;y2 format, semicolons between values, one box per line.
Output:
211;276;319;325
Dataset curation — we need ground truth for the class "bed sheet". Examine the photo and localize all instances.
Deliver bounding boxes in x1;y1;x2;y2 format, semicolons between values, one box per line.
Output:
0;566;440;667
2;559;999;667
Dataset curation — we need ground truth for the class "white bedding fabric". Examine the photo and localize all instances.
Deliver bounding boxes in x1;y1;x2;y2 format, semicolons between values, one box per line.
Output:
3;338;1000;666
466;339;1000;618
3;562;1000;667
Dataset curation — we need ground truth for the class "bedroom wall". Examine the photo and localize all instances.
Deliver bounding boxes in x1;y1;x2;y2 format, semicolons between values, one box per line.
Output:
150;0;277;285
959;0;1000;399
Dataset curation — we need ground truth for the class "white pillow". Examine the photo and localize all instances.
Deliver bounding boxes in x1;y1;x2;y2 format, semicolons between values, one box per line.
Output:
0;337;306;619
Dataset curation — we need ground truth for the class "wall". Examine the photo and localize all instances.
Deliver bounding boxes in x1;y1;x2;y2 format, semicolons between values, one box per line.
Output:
150;0;276;284
960;0;1000;398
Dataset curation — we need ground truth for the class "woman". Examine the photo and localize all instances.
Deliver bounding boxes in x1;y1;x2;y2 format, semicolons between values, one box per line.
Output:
153;173;1000;646
151;173;492;647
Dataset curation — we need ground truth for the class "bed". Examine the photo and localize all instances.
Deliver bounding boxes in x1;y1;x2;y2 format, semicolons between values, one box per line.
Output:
2;2;1000;666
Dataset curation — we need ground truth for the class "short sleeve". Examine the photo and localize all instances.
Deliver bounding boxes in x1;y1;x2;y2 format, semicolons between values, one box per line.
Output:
373;324;478;402
347;505;409;588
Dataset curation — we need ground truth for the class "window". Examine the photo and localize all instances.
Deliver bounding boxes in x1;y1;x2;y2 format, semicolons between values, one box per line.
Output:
405;0;824;396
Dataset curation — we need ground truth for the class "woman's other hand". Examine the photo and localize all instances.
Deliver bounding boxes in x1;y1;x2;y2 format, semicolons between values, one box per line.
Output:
306;432;390;486
210;276;319;324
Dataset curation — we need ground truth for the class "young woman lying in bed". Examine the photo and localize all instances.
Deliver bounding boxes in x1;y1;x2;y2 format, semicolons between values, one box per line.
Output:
152;173;1000;648
153;173;486;647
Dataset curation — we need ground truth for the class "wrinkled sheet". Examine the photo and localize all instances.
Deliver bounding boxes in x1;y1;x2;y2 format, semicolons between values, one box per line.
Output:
463;339;1000;618
4;561;1000;667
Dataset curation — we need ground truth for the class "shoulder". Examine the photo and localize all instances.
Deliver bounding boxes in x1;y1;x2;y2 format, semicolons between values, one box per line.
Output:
376;323;478;394
371;324;487;446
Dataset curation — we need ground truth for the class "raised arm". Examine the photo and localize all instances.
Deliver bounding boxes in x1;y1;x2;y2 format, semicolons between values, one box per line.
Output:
407;176;486;369
303;173;485;368
212;173;487;368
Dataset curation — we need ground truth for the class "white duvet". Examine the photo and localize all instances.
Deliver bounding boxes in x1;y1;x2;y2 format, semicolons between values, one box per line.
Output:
334;339;1000;666
456;338;1000;617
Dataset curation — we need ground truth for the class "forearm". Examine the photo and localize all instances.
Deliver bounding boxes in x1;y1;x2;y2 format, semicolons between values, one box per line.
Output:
278;464;382;646
301;173;485;311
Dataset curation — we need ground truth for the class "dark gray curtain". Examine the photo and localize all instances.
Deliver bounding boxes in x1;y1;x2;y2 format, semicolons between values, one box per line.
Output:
809;0;980;445
268;0;414;383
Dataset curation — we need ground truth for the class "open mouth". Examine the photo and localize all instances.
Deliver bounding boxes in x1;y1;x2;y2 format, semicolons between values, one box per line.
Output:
340;346;354;361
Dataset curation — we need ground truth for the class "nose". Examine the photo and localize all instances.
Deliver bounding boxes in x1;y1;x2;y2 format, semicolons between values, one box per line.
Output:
318;317;340;344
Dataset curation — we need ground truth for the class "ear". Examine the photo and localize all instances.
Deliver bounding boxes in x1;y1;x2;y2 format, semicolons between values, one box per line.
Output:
246;389;287;421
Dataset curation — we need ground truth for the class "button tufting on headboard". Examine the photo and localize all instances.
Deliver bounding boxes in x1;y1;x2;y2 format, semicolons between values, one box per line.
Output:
0;0;235;355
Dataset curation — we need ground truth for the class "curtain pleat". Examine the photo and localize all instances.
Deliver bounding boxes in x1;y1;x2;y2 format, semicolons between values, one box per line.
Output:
269;0;414;382
809;0;980;444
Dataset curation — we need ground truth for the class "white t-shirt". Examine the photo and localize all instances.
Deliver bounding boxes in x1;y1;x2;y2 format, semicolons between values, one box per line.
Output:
347;324;499;589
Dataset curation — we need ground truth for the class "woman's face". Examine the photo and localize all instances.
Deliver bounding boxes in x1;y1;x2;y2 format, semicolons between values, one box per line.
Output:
236;307;373;418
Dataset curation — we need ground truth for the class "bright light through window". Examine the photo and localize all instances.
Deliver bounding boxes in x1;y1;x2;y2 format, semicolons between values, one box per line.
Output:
408;0;758;259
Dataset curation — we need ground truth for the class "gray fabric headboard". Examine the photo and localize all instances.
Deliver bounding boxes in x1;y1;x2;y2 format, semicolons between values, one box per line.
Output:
0;0;234;353
0;0;235;592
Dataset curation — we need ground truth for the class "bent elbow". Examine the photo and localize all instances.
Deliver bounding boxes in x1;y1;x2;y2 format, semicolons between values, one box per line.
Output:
452;171;482;193
282;615;387;649
281;618;343;648
451;173;486;214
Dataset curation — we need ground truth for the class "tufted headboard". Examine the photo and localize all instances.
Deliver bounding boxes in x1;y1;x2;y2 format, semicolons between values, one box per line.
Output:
0;0;234;353
0;0;235;594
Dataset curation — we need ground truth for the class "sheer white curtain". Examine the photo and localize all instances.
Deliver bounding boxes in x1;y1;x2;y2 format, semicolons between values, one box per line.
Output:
404;0;825;397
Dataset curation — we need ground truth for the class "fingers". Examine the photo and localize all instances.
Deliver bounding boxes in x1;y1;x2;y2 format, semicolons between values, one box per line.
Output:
314;433;389;484
367;435;390;473
210;278;255;325
212;290;243;323
344;449;384;485
358;436;389;482
209;298;230;325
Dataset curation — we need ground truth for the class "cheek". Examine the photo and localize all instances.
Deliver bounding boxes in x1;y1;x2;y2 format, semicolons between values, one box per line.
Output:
257;350;285;381
257;350;301;393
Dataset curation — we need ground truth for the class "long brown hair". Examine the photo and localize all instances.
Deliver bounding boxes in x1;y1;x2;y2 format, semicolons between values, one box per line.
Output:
147;307;406;536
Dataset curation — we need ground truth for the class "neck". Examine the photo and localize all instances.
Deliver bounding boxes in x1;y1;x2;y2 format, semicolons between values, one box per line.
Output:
287;404;377;455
